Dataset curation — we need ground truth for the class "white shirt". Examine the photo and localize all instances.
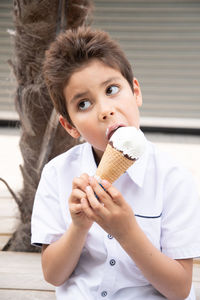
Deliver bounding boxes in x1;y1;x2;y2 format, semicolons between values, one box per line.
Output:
31;140;200;300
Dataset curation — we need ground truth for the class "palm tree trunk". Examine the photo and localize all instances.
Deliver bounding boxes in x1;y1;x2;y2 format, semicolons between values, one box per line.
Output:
3;0;93;252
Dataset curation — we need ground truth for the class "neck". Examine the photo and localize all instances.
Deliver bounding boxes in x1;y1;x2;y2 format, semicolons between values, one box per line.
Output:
92;147;103;166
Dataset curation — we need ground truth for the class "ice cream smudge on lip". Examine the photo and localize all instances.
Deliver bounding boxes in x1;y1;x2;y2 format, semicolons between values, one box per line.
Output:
109;126;146;160
95;126;146;183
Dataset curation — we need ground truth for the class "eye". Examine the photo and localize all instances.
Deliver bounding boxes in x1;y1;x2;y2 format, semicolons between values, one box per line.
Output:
78;100;91;111
106;85;119;96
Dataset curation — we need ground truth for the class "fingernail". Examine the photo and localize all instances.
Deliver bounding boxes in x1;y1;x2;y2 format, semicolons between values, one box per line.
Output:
86;186;91;192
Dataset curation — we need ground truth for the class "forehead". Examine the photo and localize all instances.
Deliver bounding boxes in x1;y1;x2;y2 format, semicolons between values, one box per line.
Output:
63;59;124;99
70;59;122;83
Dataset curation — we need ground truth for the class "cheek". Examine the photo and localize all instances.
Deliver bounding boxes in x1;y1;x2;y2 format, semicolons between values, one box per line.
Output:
118;93;136;112
75;120;97;139
123;100;140;127
119;89;134;104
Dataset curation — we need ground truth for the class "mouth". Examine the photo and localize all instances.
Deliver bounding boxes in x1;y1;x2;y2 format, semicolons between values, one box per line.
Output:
106;123;125;141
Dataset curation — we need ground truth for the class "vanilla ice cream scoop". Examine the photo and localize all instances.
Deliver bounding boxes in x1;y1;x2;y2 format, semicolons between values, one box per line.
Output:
109;126;146;160
95;126;146;183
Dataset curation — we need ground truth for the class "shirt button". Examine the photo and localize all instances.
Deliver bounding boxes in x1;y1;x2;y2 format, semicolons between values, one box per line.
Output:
109;259;116;266
101;291;108;297
107;234;113;239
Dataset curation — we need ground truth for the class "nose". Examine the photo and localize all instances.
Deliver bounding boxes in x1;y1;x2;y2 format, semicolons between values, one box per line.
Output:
98;109;115;121
98;100;115;121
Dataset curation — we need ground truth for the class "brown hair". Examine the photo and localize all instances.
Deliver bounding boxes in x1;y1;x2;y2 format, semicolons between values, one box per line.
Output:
43;26;134;123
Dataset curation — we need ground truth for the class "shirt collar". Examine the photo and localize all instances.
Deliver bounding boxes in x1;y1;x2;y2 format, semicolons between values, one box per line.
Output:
80;142;98;176
80;139;149;188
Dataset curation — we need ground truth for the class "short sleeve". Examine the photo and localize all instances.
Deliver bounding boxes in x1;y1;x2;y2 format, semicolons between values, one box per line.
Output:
31;164;67;247
161;167;200;259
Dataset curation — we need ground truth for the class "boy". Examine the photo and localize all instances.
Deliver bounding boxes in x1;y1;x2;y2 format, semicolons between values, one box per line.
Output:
31;27;200;299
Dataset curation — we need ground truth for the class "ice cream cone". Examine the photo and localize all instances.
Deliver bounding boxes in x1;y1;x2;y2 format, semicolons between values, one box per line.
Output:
95;143;135;183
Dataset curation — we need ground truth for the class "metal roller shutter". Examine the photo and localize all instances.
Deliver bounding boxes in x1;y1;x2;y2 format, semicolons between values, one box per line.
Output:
93;0;200;128
0;0;16;120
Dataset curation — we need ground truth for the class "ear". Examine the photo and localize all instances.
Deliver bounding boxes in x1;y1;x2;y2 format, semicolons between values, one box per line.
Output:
59;115;81;139
133;78;142;107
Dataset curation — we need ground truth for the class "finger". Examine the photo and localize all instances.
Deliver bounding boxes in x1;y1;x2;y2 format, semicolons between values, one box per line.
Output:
70;203;82;214
72;177;87;190
89;177;112;208
100;179;123;206
80;197;96;220
100;179;112;190
69;188;86;204
80;173;89;181
85;185;108;215
72;174;89;191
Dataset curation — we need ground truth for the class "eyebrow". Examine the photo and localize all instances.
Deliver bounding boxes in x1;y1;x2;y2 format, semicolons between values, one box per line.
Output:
100;77;121;87
70;76;121;104
70;91;89;104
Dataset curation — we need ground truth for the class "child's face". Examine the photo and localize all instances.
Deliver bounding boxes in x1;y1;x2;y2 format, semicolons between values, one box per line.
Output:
60;59;142;160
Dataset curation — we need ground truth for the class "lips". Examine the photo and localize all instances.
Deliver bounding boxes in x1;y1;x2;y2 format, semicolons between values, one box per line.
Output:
106;123;125;141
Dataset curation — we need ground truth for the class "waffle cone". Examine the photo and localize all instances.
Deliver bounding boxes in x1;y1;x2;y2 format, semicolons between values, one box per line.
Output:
95;143;135;183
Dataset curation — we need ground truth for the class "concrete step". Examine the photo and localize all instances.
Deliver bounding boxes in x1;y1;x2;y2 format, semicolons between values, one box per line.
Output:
0;196;19;250
0;290;56;300
193;261;200;299
0;251;56;299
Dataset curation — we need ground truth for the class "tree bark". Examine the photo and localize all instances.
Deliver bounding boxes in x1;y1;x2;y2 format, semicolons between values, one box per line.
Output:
3;0;93;252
